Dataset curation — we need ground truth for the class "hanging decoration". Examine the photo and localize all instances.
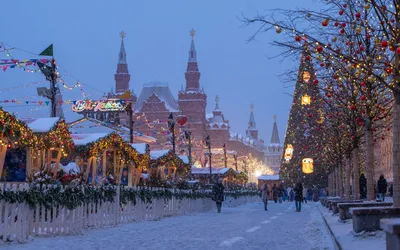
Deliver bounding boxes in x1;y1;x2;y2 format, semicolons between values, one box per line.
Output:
301;94;311;105
284;144;294;162
302;158;314;174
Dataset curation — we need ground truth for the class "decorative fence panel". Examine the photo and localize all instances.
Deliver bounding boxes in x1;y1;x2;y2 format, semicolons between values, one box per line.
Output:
0;183;259;244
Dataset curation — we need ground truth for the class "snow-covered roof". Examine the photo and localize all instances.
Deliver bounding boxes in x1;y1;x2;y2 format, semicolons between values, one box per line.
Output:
71;133;109;146
206;113;213;119
150;150;170;160
21;117;60;133
178;155;189;164
130;143;147;154
135;82;179;112
207;110;229;130
191;167;236;175
258;175;280;181
68;118;156;143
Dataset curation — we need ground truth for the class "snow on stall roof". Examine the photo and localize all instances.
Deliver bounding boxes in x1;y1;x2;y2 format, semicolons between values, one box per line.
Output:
178;155;189;164
150;150;170;160
191;167;233;175
71;133;109;146
258;175;280;181
130;143;147;154
22;117;60;133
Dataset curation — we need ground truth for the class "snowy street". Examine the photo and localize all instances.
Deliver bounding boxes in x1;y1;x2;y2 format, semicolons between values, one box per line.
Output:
4;201;334;250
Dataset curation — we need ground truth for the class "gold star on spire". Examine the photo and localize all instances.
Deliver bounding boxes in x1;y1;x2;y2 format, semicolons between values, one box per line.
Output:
190;29;196;39
120;31;126;40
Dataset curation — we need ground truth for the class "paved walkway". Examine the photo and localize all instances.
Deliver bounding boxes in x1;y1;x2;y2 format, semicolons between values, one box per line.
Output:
4;201;334;250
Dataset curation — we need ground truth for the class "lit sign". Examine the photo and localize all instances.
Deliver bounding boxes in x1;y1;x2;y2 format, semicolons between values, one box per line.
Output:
72;100;126;112
302;158;314;174
303;71;311;83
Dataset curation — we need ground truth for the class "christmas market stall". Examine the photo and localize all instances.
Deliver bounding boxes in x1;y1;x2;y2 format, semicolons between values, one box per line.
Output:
129;143;150;186
72;132;140;185
0;108;36;181
21;117;74;178
148;150;188;181
191;167;238;185
257;174;280;190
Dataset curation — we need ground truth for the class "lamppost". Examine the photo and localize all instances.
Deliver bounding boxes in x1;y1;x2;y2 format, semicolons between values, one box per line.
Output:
168;113;176;153
37;58;58;117
223;143;227;168
233;154;238;171
184;130;192;166
205;135;212;183
125;102;134;143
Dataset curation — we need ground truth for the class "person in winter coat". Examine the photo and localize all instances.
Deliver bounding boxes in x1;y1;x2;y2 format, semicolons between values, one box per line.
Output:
290;189;295;202
302;187;308;203
389;183;393;197
294;182;303;212
359;173;367;199
272;184;278;203
377;175;388;201
278;184;284;203
287;186;293;201
212;178;225;213
261;184;270;211
313;186;319;202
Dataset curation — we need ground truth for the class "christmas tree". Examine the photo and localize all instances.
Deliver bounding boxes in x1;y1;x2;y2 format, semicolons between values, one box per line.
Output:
281;44;328;188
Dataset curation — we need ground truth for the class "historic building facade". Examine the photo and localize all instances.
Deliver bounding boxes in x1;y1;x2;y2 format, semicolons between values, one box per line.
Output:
73;31;268;170
264;116;283;175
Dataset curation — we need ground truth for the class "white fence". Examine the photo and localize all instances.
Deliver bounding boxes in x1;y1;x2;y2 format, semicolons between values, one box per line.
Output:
0;183;258;244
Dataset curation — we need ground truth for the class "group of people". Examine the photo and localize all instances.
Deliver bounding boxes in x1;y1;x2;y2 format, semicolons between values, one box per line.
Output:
359;174;391;201
260;182;321;212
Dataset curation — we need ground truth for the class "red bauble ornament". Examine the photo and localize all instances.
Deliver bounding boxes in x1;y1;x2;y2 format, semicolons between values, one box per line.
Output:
355;12;361;19
340;29;345;34
322;19;329;27
381;40;388;47
295;35;302;42
350;105;356;110
339;10;344;15
361;95;366;101
317;46;323;53
341;22;346;27
396;47;400;54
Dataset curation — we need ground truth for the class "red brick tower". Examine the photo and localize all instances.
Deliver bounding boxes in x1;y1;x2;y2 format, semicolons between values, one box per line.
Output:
178;29;207;151
115;31;130;94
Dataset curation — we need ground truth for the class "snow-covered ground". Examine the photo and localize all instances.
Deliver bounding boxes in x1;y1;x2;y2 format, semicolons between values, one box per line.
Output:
319;203;385;250
3;201;334;250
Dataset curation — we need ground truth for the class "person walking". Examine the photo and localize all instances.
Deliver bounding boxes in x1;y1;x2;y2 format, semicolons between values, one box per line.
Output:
261;183;270;211
287;186;293;202
302;186;307;203
272;184;278;203
313;185;319;202
294;182;303;212
377;175;388;202
212;178;225;213
359;173;367;199
278;184;284;203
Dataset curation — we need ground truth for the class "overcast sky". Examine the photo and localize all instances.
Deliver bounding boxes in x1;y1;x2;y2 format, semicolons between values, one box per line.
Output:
0;0;321;143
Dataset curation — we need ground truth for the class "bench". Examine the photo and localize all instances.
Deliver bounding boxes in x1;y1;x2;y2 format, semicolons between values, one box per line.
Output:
326;199;349;211
330;200;363;214
338;202;392;220
381;218;400;250
350;207;400;233
321;197;340;207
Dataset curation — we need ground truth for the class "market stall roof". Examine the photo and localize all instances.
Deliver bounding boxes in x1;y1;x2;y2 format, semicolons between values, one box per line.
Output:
258;175;280;181
21;117;60;133
191;167;237;175
178;155;189;164
68;118;156;144
71;133;109;146
150;149;170;160
130;143;147;154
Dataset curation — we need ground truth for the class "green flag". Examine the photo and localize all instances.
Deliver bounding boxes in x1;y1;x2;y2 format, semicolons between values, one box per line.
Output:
39;44;53;56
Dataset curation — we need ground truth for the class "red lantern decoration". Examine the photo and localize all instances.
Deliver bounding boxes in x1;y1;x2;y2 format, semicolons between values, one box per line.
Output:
176;115;188;127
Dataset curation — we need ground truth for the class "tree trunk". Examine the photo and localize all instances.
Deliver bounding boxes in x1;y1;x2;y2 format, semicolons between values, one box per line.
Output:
352;147;360;200
393;97;400;207
335;166;340;197
345;157;351;200
338;164;344;198
332;170;336;197
365;128;375;201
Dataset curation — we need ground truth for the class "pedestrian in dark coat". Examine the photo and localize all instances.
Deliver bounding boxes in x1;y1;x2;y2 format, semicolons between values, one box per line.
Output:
313;186;319;202
272;184;278;203
212;178;225;213
377;175;388;201
359;174;367;199
261;184;270;211
294;182;303;212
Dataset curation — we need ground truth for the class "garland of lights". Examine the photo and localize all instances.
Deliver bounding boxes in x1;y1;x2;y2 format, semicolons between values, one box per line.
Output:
0;107;35;148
